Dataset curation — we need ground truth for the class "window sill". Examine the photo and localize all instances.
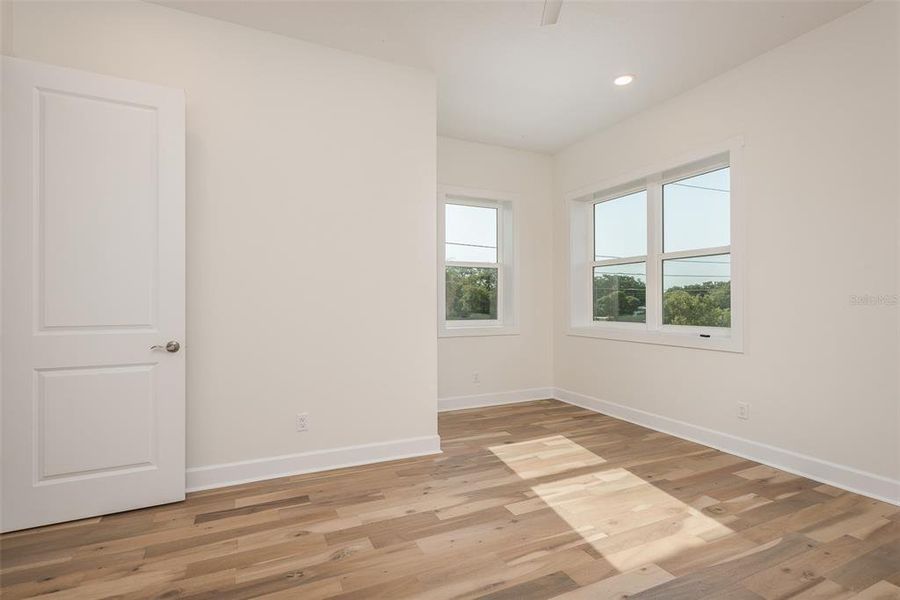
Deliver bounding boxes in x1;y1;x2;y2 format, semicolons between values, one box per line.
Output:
567;325;742;353
439;325;520;338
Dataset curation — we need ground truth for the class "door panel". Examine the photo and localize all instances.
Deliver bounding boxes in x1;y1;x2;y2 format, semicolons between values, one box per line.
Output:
38;365;157;480
2;57;186;532
39;89;159;330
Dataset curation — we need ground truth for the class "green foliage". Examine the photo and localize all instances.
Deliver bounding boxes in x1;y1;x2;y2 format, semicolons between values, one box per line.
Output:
593;274;646;322
446;267;498;320
663;280;731;327
447;266;730;326
592;274;731;327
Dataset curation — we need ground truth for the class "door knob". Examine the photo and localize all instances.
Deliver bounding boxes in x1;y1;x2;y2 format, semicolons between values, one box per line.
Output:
150;341;181;353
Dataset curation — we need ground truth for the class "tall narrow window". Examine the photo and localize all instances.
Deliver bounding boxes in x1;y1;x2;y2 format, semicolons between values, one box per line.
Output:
439;188;516;336
661;167;731;328
567;142;741;352
592;190;647;323
444;203;499;321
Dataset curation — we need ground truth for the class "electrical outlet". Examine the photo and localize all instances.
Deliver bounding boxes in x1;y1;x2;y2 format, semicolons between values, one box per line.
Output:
737;402;750;421
472;371;480;384
296;412;309;432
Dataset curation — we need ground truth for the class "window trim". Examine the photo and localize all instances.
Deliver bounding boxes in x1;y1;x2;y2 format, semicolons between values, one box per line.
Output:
438;185;519;338
566;137;744;353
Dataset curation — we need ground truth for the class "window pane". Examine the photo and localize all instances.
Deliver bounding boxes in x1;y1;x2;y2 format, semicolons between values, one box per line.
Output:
593;263;646;323
445;203;497;263
594;190;647;260
446;266;498;321
663;254;731;327
663;167;730;252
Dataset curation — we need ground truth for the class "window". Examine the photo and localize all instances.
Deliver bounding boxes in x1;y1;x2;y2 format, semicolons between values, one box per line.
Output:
592;190;647;323
593;263;647;323
445;203;498;321
439;187;517;337
568;140;742;352
661;167;732;328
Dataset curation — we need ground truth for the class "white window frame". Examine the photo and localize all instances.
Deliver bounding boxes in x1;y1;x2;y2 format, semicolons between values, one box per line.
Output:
438;185;518;338
566;137;744;352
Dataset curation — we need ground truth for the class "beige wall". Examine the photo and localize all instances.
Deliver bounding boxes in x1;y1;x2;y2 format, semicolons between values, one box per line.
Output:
437;137;554;401
0;2;11;56
7;0;438;468
553;2;899;481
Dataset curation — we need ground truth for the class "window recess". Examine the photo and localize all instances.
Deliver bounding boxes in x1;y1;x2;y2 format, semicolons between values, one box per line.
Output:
567;140;743;352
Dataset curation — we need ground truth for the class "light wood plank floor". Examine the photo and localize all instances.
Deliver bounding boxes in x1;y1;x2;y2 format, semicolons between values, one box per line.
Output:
2;400;898;599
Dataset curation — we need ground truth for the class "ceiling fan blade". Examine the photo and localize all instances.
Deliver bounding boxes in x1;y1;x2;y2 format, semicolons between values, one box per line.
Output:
541;0;563;26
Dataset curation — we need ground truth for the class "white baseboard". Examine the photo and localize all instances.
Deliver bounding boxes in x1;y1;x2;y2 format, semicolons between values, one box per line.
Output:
186;388;897;505
438;387;554;412
553;387;900;506
186;435;441;493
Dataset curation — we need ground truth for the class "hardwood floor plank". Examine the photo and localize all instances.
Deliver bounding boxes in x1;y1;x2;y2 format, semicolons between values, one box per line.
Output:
787;579;855;599
742;535;868;599
629;534;819;600
827;541;900;592
476;571;579;600
849;580;900;599
551;564;674;599
193;494;311;524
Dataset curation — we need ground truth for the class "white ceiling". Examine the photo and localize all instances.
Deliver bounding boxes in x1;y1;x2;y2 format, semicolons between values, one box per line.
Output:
157;0;865;153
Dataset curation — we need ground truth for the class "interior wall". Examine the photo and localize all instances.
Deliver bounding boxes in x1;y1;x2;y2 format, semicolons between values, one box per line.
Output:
0;1;11;56
553;1;900;482
7;0;439;469
437;137;554;401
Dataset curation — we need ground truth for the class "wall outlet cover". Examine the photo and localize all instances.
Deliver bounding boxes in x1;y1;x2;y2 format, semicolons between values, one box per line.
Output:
296;413;309;432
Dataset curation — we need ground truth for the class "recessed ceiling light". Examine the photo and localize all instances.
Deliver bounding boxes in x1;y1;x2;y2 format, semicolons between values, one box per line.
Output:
614;74;635;86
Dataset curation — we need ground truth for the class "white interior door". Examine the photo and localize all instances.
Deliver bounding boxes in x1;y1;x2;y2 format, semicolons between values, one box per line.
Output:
1;57;185;532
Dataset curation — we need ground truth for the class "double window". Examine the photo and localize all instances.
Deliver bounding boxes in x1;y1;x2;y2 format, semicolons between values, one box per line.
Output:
438;188;516;337
570;144;741;351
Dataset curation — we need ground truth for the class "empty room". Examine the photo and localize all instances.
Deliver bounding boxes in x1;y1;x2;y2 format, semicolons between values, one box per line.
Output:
1;0;898;598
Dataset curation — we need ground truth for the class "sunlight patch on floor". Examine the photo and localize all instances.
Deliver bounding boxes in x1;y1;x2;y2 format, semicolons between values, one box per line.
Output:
490;436;735;571
489;435;606;479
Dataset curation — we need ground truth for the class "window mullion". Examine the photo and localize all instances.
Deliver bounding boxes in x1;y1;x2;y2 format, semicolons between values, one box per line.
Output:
496;205;503;324
659;245;731;261
645;175;663;331
445;260;499;269
591;255;648;268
